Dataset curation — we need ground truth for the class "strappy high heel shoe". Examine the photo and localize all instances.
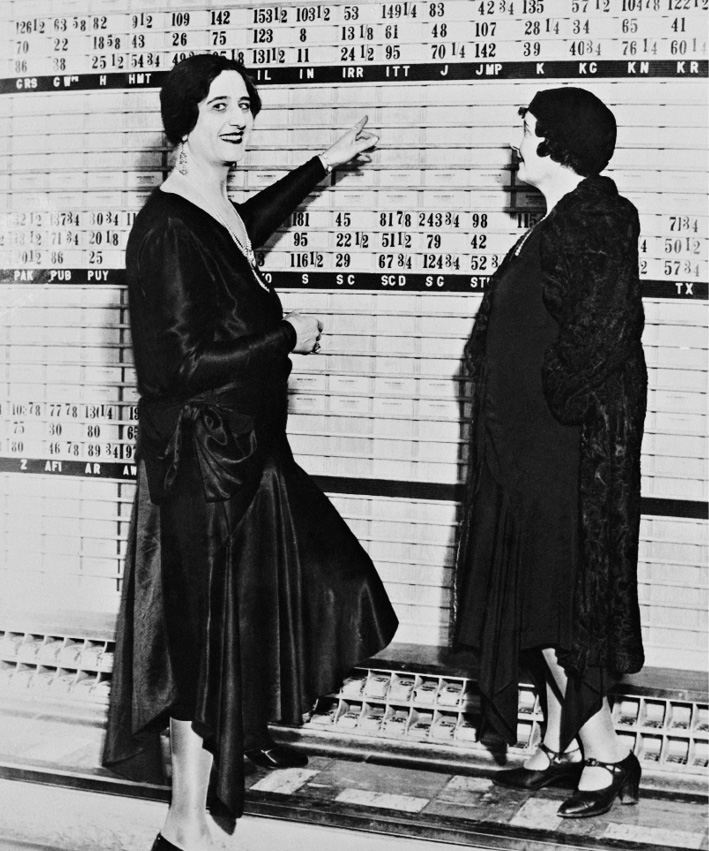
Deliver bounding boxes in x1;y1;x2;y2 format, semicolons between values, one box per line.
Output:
557;751;641;818
492;742;583;790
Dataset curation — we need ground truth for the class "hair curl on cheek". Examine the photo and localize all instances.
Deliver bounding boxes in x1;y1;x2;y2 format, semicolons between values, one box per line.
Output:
517;106;587;177
534;118;586;175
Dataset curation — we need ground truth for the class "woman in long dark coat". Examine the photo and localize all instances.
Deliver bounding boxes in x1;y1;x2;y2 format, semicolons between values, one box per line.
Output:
102;55;397;850
455;88;646;819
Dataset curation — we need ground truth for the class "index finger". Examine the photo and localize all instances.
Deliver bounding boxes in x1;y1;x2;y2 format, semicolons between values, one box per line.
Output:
356;132;379;150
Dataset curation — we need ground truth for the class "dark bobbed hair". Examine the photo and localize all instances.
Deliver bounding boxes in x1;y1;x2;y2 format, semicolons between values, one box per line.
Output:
160;54;262;146
518;87;617;177
518;105;587;175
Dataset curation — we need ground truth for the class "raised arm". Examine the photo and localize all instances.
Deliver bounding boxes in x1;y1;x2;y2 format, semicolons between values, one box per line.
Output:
239;117;379;247
238;157;326;248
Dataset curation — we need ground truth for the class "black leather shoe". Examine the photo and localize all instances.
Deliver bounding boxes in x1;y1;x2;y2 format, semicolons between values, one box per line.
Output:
558;751;641;818
151;835;182;851
493;743;583;790
245;743;308;769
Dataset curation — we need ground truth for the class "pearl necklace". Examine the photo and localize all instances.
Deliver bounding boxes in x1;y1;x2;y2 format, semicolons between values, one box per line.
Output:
513;220;542;256
172;174;271;292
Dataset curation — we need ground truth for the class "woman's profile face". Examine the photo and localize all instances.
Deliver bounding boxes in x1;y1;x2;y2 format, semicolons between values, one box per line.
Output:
185;70;255;168
514;110;549;189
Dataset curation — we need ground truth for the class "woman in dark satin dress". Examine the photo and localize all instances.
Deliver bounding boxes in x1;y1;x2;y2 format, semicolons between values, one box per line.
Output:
102;55;397;851
455;88;646;819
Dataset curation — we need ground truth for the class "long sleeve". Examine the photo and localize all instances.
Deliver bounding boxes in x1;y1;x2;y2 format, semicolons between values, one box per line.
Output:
238;156;326;247
540;190;643;425
129;219;296;397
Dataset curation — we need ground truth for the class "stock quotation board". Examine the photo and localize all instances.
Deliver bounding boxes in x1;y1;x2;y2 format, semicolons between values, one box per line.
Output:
0;0;706;663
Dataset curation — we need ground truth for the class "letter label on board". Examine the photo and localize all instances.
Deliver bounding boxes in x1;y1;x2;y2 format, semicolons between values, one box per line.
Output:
52;75;79;88
85;463;101;475
476;64;502;76
45;460;62;472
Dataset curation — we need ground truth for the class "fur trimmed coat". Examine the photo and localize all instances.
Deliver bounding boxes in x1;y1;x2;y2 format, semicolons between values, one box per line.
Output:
457;176;647;676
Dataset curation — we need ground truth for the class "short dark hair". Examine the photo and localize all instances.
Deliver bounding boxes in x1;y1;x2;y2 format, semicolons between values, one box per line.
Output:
518;88;616;177
160;54;262;146
518;106;587;176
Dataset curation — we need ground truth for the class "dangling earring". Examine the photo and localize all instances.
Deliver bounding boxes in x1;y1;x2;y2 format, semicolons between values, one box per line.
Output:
178;140;188;176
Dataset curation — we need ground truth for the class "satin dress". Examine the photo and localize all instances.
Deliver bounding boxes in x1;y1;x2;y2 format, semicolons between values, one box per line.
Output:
102;158;398;816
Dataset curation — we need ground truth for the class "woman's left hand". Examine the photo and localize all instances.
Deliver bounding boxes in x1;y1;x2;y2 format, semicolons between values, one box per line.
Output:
321;116;379;170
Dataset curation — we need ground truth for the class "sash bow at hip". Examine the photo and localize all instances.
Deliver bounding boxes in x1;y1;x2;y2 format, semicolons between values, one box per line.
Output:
138;392;257;504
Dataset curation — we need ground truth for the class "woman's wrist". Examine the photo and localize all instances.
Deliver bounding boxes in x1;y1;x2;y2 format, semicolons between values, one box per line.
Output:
280;318;298;351
318;152;334;174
